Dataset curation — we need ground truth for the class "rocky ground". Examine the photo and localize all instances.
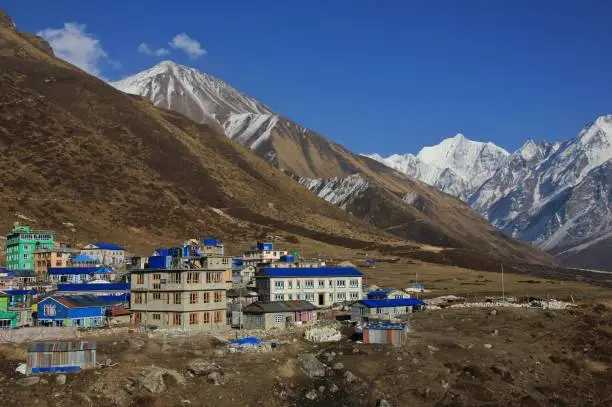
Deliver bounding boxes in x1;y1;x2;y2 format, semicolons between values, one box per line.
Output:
0;303;610;407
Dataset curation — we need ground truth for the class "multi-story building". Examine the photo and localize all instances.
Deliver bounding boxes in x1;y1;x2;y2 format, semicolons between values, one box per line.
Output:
5;224;55;271
242;242;288;266
34;246;72;280
199;237;224;257
256;267;363;307
130;267;227;329
201;256;233;289
0;289;34;328
47;267;115;284
81;243;126;269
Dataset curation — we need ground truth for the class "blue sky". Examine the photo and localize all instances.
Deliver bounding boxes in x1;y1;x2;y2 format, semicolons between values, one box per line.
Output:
5;1;611;155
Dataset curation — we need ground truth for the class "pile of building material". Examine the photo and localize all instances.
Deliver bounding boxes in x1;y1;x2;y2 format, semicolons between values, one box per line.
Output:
424;295;465;308
304;327;341;343
226;336;271;353
429;299;576;310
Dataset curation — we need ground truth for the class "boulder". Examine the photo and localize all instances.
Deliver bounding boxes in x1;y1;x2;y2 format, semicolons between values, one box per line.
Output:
298;354;326;378
140;368;166;393
55;374;67;385
329;383;339;393
427;345;440;353
18;376;40;386
333;362;345;370
207;372;224;386
305;389;318;400
483;344;493;349
186;359;221;376
377;400;391;407
343;371;358;383
128;338;146;350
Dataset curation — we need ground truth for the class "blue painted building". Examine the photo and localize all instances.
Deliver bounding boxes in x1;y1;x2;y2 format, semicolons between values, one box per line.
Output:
366;289;409;300
351;298;426;322
37;295;124;328
48;267;115;283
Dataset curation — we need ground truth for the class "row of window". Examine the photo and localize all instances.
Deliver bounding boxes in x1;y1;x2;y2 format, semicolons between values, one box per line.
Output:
274;279;359;290
35;260;64;267
133;291;224;304
137;272;224;285
135;311;224;325
9;234;53;242
273;292;360;301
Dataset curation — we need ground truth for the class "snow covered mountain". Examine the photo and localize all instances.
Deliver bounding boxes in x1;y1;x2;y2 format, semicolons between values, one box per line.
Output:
365;134;510;199
367;115;612;269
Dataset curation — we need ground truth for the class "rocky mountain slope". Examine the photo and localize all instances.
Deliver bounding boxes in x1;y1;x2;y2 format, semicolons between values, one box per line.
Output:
368;116;612;270
0;11;408;254
112;61;552;267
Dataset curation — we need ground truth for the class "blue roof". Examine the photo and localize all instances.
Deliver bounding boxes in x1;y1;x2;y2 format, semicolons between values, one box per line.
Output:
88;243;125;251
6;269;36;278
48;267;112;275
57;283;129;292
71;254;98;263
0;289;35;296
367;289;393;296
359;298;425;308
258;267;363;278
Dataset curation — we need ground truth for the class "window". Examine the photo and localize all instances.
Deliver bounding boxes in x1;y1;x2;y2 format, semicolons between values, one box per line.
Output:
214;311;223;323
189;312;199;325
214;291;223;302
136;274;144;284
187;272;200;284
203;312;210;324
153;283;161;290
350;279;359;288
329;280;333;288
172;313;182;325
337;292;346;301
190;292;198;304
173;293;182;304
274;280;284;290
288;280;293;289
134;293;143;304
152;313;161;321
287;294;293;300
296;280;301;289
23;245;30;251
275;294;285;301
153;274;161;280
350;292;360;300
55;261;62;267
213;272;222;283
304;280;314;289
23;253;29;260
170;273;181;284
275;314;284;323
318;280;325;288
203;292;211;303
153;292;161;300
337;280;346;288
305;293;315;302
134;312;141;324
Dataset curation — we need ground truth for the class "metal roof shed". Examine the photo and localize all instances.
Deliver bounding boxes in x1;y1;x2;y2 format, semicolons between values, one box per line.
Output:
363;322;408;347
26;341;96;374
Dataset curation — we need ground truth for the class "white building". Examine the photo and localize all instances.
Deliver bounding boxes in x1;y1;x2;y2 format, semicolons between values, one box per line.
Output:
242;242;288;266
81;243;126;269
255;267;363;307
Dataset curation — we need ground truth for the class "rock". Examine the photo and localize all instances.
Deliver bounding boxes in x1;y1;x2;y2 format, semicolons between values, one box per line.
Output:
207;372;224;386
318;385;326;393
298;354;326;378
343;370;358;383
140;369;166;393
490;309;498;316
128;338;146;350
440;379;449;388
55;374;66;385
40;378;49;384
186;359;221;376
492;329;499;336
213;349;226;357
412;358;420;365
333;362;345;370
18;376;40;386
329;383;339;393
484;344;493;349
427;345;439;353
305;389;318;400
397;356;402;361
377;400;391;407
105;358;112;366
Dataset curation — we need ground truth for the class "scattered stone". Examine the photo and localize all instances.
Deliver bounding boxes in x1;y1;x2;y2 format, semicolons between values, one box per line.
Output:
305;327;341;342
298;354;326;378
397;356;402;361
305;389;318;400
377;399;392;407
140;369;166;393
427;345;440;353
213;349;226;357
333;362;345;370
127;338;145;350
398;367;403;372
468;344;474;350
441;379;449;388
207;372;224;386
105;358;112;366
412;358;420;364
40;378;48;384
344;370;358;383
186;359;221;376
352;347;359;354
484;344;493;349
55;374;66;385
318;385;326;393
490;309;498;316
329;383;339;393
18;376;40;386
492;330;499;337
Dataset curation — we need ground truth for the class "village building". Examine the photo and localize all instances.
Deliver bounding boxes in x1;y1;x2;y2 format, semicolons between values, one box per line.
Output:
56;282;130;300
0;289;34;328
232;262;257;287
242;242;288;266
226;287;259;327
130;266;227;329
242;300;317;330
256;267;363;307
366;289;410;300
70;254;100;268
201;256;233;289
5;224;55;271
0;268;36;289
363;321;408;346
33;245;73;280
350;298;425;323
26;341;97;374
199;237;225;257
108;305;132;325
81;243;126;269
36;295;124;328
48;267;116;284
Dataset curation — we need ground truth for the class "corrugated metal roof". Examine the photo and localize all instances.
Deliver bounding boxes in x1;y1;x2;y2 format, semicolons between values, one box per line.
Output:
367;290;393;296
42;295;123;309
365;322;407;330
243;300;317;314
71;254;99;263
88;243;125;251
359;298;425;308
0;289;35;295
48;267;112;275
258;267;363;278
57;283;129;292
227;288;259;298
27;341;96;352
7;269;36;278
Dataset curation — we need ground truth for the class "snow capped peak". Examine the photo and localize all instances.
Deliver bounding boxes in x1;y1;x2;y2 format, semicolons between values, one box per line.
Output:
517;139;540;161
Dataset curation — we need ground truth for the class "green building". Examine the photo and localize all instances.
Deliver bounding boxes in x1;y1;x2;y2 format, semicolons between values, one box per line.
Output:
0;290;33;328
5;224;55;271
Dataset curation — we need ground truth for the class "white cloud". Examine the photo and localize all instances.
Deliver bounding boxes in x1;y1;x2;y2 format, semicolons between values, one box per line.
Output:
169;33;206;59
38;23;109;78
137;42;170;57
